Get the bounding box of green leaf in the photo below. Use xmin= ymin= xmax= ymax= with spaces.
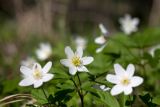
xmin=96 ymin=90 xmax=120 ymax=107
xmin=31 ymin=89 xmax=48 ymax=104
xmin=153 ymin=96 xmax=160 ymax=105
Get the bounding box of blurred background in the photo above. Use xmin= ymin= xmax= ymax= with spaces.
xmin=0 ymin=0 xmax=160 ymax=106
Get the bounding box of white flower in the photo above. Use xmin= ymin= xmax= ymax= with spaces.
xmin=119 ymin=14 xmax=139 ymax=35
xmin=60 ymin=46 xmax=94 ymax=75
xmin=19 ymin=61 xmax=54 ymax=88
xmin=100 ymin=85 xmax=110 ymax=91
xmin=95 ymin=24 xmax=108 ymax=53
xmin=21 ymin=57 xmax=36 ymax=68
xmin=75 ymin=36 xmax=87 ymax=50
xmin=106 ymin=64 xmax=143 ymax=96
xmin=36 ymin=43 xmax=52 ymax=60
xmin=149 ymin=44 xmax=160 ymax=57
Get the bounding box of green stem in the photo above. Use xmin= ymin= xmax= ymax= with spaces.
xmin=119 ymin=94 xmax=127 ymax=107
xmin=71 ymin=77 xmax=84 ymax=107
xmin=76 ymin=73 xmax=83 ymax=93
xmin=41 ymin=86 xmax=49 ymax=103
xmin=129 ymin=95 xmax=132 ymax=107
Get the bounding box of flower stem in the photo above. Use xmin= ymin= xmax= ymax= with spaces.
xmin=71 ymin=77 xmax=84 ymax=107
xmin=41 ymin=86 xmax=49 ymax=103
xmin=76 ymin=73 xmax=83 ymax=93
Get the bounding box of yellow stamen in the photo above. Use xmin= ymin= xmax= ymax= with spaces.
xmin=33 ymin=67 xmax=42 ymax=80
xmin=121 ymin=78 xmax=130 ymax=86
xmin=72 ymin=56 xmax=81 ymax=66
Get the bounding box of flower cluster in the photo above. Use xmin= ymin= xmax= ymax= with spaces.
xmin=18 ymin=13 xmax=144 ymax=107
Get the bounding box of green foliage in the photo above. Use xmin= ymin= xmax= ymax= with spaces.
xmin=1 ymin=27 xmax=160 ymax=107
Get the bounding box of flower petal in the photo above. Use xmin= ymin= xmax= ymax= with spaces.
xmin=34 ymin=80 xmax=43 ymax=88
xmin=82 ymin=57 xmax=94 ymax=65
xmin=114 ymin=64 xmax=125 ymax=76
xmin=130 ymin=76 xmax=143 ymax=87
xmin=77 ymin=66 xmax=88 ymax=72
xmin=100 ymin=85 xmax=105 ymax=90
xmin=111 ymin=84 xmax=124 ymax=96
xmin=76 ymin=47 xmax=83 ymax=57
xmin=20 ymin=66 xmax=32 ymax=76
xmin=32 ymin=63 xmax=42 ymax=71
xmin=60 ymin=59 xmax=71 ymax=67
xmin=65 ymin=46 xmax=74 ymax=58
xmin=99 ymin=24 xmax=108 ymax=35
xmin=124 ymin=87 xmax=133 ymax=95
xmin=69 ymin=67 xmax=77 ymax=75
xmin=42 ymin=61 xmax=52 ymax=73
xmin=106 ymin=74 xmax=119 ymax=84
xmin=126 ymin=64 xmax=135 ymax=77
xmin=95 ymin=36 xmax=106 ymax=45
xmin=42 ymin=74 xmax=54 ymax=82
xmin=19 ymin=77 xmax=34 ymax=86
xmin=96 ymin=44 xmax=107 ymax=53
xmin=133 ymin=18 xmax=139 ymax=26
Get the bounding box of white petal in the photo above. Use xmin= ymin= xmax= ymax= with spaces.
xmin=130 ymin=76 xmax=143 ymax=87
xmin=42 ymin=74 xmax=54 ymax=82
xmin=32 ymin=63 xmax=42 ymax=71
xmin=76 ymin=47 xmax=83 ymax=57
xmin=95 ymin=36 xmax=106 ymax=45
xmin=96 ymin=44 xmax=107 ymax=53
xmin=103 ymin=87 xmax=111 ymax=91
xmin=65 ymin=46 xmax=74 ymax=58
xmin=124 ymin=87 xmax=133 ymax=95
xmin=33 ymin=80 xmax=43 ymax=88
xmin=114 ymin=64 xmax=125 ymax=76
xmin=100 ymin=85 xmax=105 ymax=90
xmin=77 ymin=66 xmax=88 ymax=72
xmin=99 ymin=24 xmax=108 ymax=34
xmin=133 ymin=18 xmax=139 ymax=26
xmin=69 ymin=67 xmax=77 ymax=75
xmin=111 ymin=85 xmax=124 ymax=96
xmin=60 ymin=59 xmax=71 ymax=67
xmin=42 ymin=61 xmax=52 ymax=73
xmin=19 ymin=77 xmax=34 ymax=86
xmin=126 ymin=64 xmax=135 ymax=77
xmin=106 ymin=74 xmax=119 ymax=84
xmin=20 ymin=66 xmax=32 ymax=76
xmin=82 ymin=57 xmax=94 ymax=65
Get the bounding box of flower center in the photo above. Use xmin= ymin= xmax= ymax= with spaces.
xmin=121 ymin=78 xmax=130 ymax=86
xmin=33 ymin=69 xmax=42 ymax=80
xmin=72 ymin=56 xmax=81 ymax=66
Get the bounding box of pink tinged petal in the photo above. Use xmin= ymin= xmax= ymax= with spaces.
xmin=34 ymin=80 xmax=43 ymax=88
xmin=124 ymin=87 xmax=133 ymax=95
xmin=42 ymin=61 xmax=52 ymax=73
xmin=111 ymin=85 xmax=124 ymax=96
xmin=114 ymin=64 xmax=125 ymax=76
xmin=96 ymin=44 xmax=107 ymax=53
xmin=106 ymin=74 xmax=119 ymax=84
xmin=69 ymin=67 xmax=77 ymax=75
xmin=19 ymin=77 xmax=34 ymax=86
xmin=42 ymin=74 xmax=54 ymax=82
xmin=76 ymin=47 xmax=83 ymax=57
xmin=77 ymin=66 xmax=88 ymax=72
xmin=20 ymin=66 xmax=32 ymax=76
xmin=82 ymin=57 xmax=94 ymax=65
xmin=126 ymin=64 xmax=135 ymax=77
xmin=60 ymin=59 xmax=71 ymax=67
xmin=130 ymin=76 xmax=143 ymax=87
xmin=65 ymin=46 xmax=74 ymax=58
